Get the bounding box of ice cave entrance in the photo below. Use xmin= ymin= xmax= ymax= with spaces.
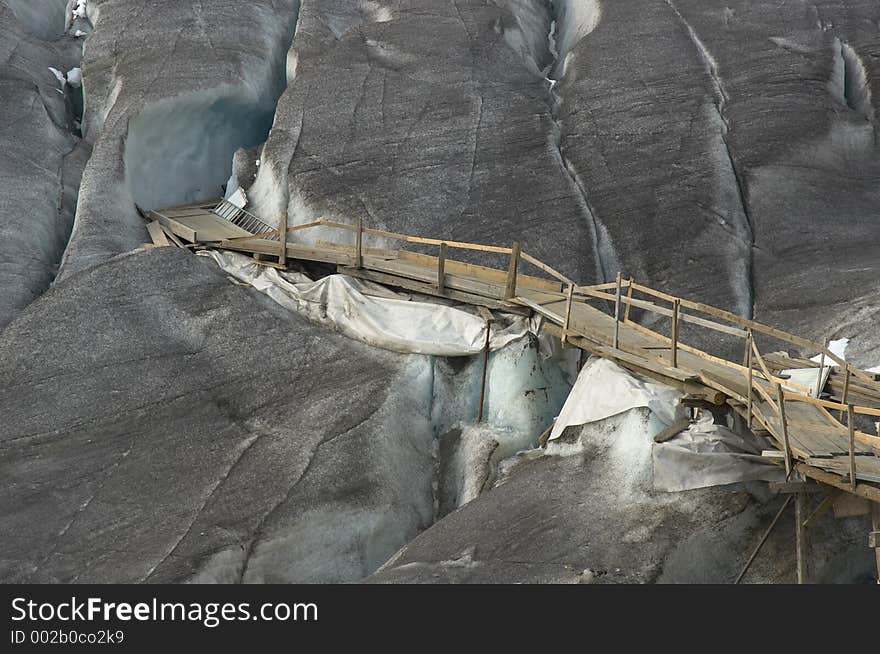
xmin=125 ymin=93 xmax=276 ymax=212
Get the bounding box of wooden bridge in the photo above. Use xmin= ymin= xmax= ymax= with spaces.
xmin=142 ymin=198 xmax=880 ymax=583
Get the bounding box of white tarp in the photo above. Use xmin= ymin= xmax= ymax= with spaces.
xmin=548 ymin=357 xmax=681 ymax=441
xmin=652 ymin=413 xmax=784 ymax=492
xmin=548 ymin=358 xmax=783 ymax=491
xmin=198 ymin=249 xmax=531 ymax=356
xmin=780 ymin=367 xmax=832 ymax=398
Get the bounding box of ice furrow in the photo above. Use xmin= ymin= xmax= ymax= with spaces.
xmin=663 ymin=0 xmax=755 ymax=318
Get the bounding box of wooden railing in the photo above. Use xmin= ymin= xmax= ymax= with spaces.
xmin=566 ymin=275 xmax=880 ymax=490
xmin=212 ymin=208 xmax=880 ymax=488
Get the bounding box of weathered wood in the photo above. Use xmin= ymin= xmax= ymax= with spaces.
xmin=278 ymin=207 xmax=288 ymax=267
xmin=769 ymin=481 xmax=824 ymax=494
xmin=625 ymin=320 xmax=753 ymax=379
xmin=746 ymin=330 xmax=754 ymax=429
xmin=504 ymin=242 xmax=521 ymax=299
xmin=671 ymin=298 xmax=680 ymax=368
xmin=355 ymin=216 xmax=363 ymax=269
xmin=802 ymin=491 xmax=839 ymax=529
xmin=795 ymin=490 xmax=809 ymax=584
xmin=151 ymin=212 xmax=197 ymax=242
xmin=848 ymin=404 xmax=857 ymax=492
xmin=735 ymin=495 xmax=792 ymax=584
xmin=520 ymin=251 xmax=573 ymax=286
xmin=157 ymin=223 xmax=185 ymax=248
xmin=782 ymin=392 xmax=880 ymax=419
xmin=613 ymin=272 xmax=622 ymax=349
xmin=223 ymin=220 xmax=324 ymax=242
xmin=398 ymin=250 xmax=560 ymax=293
xmin=314 ymin=240 xmax=398 ymax=261
xmin=437 ymin=242 xmax=447 ymax=294
xmin=698 ymin=369 xmax=750 ymax=404
xmin=795 ymin=463 xmax=880 ymax=503
xmin=221 ymin=238 xmax=354 ymax=266
xmin=653 ymin=418 xmax=692 ymax=443
xmin=630 ymin=283 xmax=876 ymax=385
xmin=584 ymin=290 xmax=749 ymax=338
xmin=146 ymin=221 xmax=170 ymax=247
xmin=623 ymin=277 xmax=634 ymax=323
xmin=477 ymin=321 xmax=491 ymax=423
xmin=752 ymin=340 xmax=804 ymax=390
xmin=562 ymin=283 xmax=574 ymax=345
xmin=776 ymin=384 xmax=793 ymax=478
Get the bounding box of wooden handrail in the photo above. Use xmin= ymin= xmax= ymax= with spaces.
xmin=630 ymin=282 xmax=874 ymax=385
xmin=208 ymin=204 xmax=880 ymax=428
xmin=521 ymin=251 xmax=573 ymax=286
xmin=780 ymin=391 xmax=880 ymax=418
xmin=223 ymin=220 xmax=325 ymax=242
xmin=751 ymin=339 xmax=813 ymax=394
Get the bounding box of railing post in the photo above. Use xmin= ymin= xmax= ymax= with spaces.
xmin=562 ymin=283 xmax=574 ymax=345
xmin=278 ymin=206 xmax=288 ymax=267
xmin=775 ymin=383 xmax=792 ymax=479
xmin=840 ymin=366 xmax=851 ymax=422
xmin=355 ymin=216 xmax=363 ymax=269
xmin=504 ymin=241 xmax=521 ymax=299
xmin=746 ymin=329 xmax=754 ymax=429
xmin=848 ymin=404 xmax=857 ymax=492
xmin=671 ymin=298 xmax=680 ymax=368
xmin=613 ymin=272 xmax=622 ymax=349
xmin=815 ymin=342 xmax=826 ymax=398
xmin=478 ymin=321 xmax=491 ymax=423
xmin=437 ymin=242 xmax=447 ymax=294
xmin=623 ymin=277 xmax=634 ymax=323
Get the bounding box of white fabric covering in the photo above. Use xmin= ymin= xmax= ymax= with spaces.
xmin=549 ymin=357 xmax=681 ymax=441
xmin=198 ymin=249 xmax=530 ymax=356
xmin=548 ymin=358 xmax=783 ymax=491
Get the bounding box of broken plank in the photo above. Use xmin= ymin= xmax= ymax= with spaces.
xmin=150 ymin=212 xmax=196 ymax=242
xmin=158 ymin=223 xmax=185 ymax=248
xmin=146 ymin=221 xmax=170 ymax=247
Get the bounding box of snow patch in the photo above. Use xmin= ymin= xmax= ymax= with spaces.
xmin=810 ymin=337 xmax=848 ymax=364
xmin=48 ymin=67 xmax=66 ymax=86
xmin=66 ymin=67 xmax=82 ymax=87
xmin=359 ymin=1 xmax=393 ymax=23
xmin=549 ymin=357 xmax=681 ymax=441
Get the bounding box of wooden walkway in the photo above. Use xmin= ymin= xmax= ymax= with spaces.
xmin=143 ymin=198 xmax=880 ymax=582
